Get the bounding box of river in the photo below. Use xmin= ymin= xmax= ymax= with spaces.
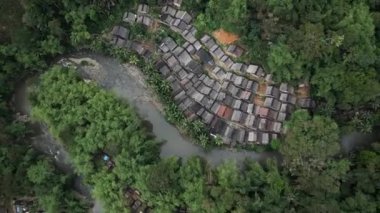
xmin=12 ymin=53 xmax=379 ymax=213
xmin=12 ymin=53 xmax=276 ymax=213
xmin=69 ymin=53 xmax=278 ymax=165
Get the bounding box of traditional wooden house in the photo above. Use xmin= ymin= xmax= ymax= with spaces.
xmin=137 ymin=4 xmax=149 ymax=14
xmin=247 ymin=64 xmax=259 ymax=75
xmin=265 ymin=86 xmax=280 ymax=99
xmin=226 ymin=44 xmax=244 ymax=57
xmin=162 ymin=5 xmax=177 ymax=16
xmin=175 ymin=10 xmax=192 ymax=24
xmin=123 ymin=12 xmax=137 ymax=23
xmin=196 ymin=48 xmax=214 ymax=66
xmin=161 ymin=14 xmax=174 ymax=25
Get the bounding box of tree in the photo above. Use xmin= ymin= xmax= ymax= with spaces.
xmin=27 ymin=160 xmax=55 ymax=185
xmin=280 ymin=110 xmax=350 ymax=210
xmin=267 ymin=42 xmax=304 ymax=82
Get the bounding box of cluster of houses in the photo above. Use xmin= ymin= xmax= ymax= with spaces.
xmin=109 ymin=3 xmax=314 ymax=145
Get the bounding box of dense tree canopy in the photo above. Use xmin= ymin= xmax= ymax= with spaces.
xmin=1 ymin=0 xmax=379 ymax=212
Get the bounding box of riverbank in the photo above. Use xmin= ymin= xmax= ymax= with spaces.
xmin=68 ymin=52 xmax=279 ymax=165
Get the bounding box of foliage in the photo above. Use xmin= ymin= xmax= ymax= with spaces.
xmin=32 ymin=66 xmax=160 ymax=211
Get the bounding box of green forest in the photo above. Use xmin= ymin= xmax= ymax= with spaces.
xmin=0 ymin=0 xmax=379 ymax=212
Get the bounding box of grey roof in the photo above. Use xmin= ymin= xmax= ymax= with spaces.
xmin=223 ymin=95 xmax=234 ymax=106
xmin=261 ymin=133 xmax=269 ymax=144
xmin=177 ymin=69 xmax=188 ymax=80
xmin=210 ymin=117 xmax=226 ymax=134
xmin=137 ymin=4 xmax=149 ymax=14
xmin=247 ymin=103 xmax=254 ymax=114
xmin=236 ymin=129 xmax=246 ymax=143
xmin=265 ymin=86 xmax=280 ymax=98
xmin=227 ymin=84 xmax=239 ymax=96
xmin=239 ymin=90 xmax=251 ymax=100
xmin=216 ymin=92 xmax=226 ymax=101
xmin=184 ymin=43 xmax=196 ymax=54
xmin=297 ymin=98 xmax=315 ymax=108
xmin=182 ymin=30 xmax=196 ymax=43
xmin=162 ymin=5 xmax=177 ymax=16
xmin=196 ymin=48 xmax=214 ymax=66
xmin=123 ymin=12 xmax=137 ymax=23
xmin=193 ymin=41 xmax=202 ymax=51
xmin=130 ymin=41 xmax=145 ymax=55
xmin=264 ymin=97 xmax=281 ymax=110
xmin=248 ymin=131 xmax=257 ymax=143
xmin=173 ymin=46 xmax=184 ymax=56
xmin=211 ymin=102 xmax=220 ymax=114
xmin=173 ymin=0 xmax=183 ymax=7
xmin=166 ymin=55 xmax=179 ymax=67
xmin=213 ymin=82 xmax=221 ymax=91
xmin=231 ymin=63 xmax=243 ymax=72
xmin=223 ymin=126 xmax=234 ymax=139
xmin=171 ymin=81 xmax=182 ymax=93
xmin=226 ymin=45 xmax=244 ymax=57
xmin=279 ymin=83 xmax=294 ymax=93
xmin=196 ymin=107 xmax=205 ymax=116
xmin=277 ymin=112 xmax=287 ymax=121
xmin=272 ymin=122 xmax=282 ymax=133
xmin=200 ymin=96 xmax=214 ymax=108
xmin=201 ymin=35 xmax=216 ymax=49
xmin=159 ymin=64 xmax=171 ymax=77
xmin=172 ymin=64 xmax=182 ymax=73
xmin=174 ymin=90 xmax=186 ymax=102
xmin=142 ymin=16 xmax=153 ymax=26
xmin=210 ymin=90 xmax=218 ymax=100
xmin=161 ymin=14 xmax=174 ymax=25
xmin=112 ymin=26 xmax=129 ymax=40
xmin=186 ymin=60 xmax=203 ymax=75
xmin=112 ymin=37 xmax=126 ymax=47
xmin=256 ymin=67 xmax=265 ymax=77
xmin=220 ymin=55 xmax=234 ymax=69
xmin=247 ymin=64 xmax=258 ymax=75
xmin=175 ymin=10 xmax=192 ymax=24
xmin=279 ymin=93 xmax=288 ymax=102
xmin=231 ymin=110 xmax=242 ymax=122
xmin=251 ymin=82 xmax=259 ymax=93
xmin=202 ymin=110 xmax=214 ymax=124
xmin=199 ymin=84 xmax=212 ymax=95
xmin=258 ymin=118 xmax=267 ymax=130
xmin=159 ymin=43 xmax=170 ymax=53
xmin=172 ymin=19 xmax=189 ymax=31
xmin=163 ymin=37 xmax=177 ymax=51
xmin=289 ymin=95 xmax=297 ymax=105
xmin=200 ymin=35 xmax=211 ymax=44
xmin=265 ymin=74 xmax=272 ymax=82
xmin=190 ymin=102 xmax=202 ymax=113
xmin=245 ymin=114 xmax=255 ymax=127
xmin=234 ymin=76 xmax=243 ymax=86
xmin=191 ymin=91 xmax=204 ymax=102
xmin=233 ymin=99 xmax=242 ymax=109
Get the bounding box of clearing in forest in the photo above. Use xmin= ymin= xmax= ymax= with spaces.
xmin=212 ymin=29 xmax=239 ymax=45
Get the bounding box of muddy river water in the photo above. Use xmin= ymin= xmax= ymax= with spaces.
xmin=12 ymin=53 xmax=379 ymax=213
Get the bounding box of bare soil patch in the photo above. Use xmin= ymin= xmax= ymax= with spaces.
xmin=212 ymin=29 xmax=239 ymax=45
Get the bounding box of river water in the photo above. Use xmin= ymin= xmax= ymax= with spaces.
xmin=70 ymin=53 xmax=278 ymax=165
xmin=12 ymin=52 xmax=379 ymax=212
xmin=12 ymin=53 xmax=275 ymax=213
